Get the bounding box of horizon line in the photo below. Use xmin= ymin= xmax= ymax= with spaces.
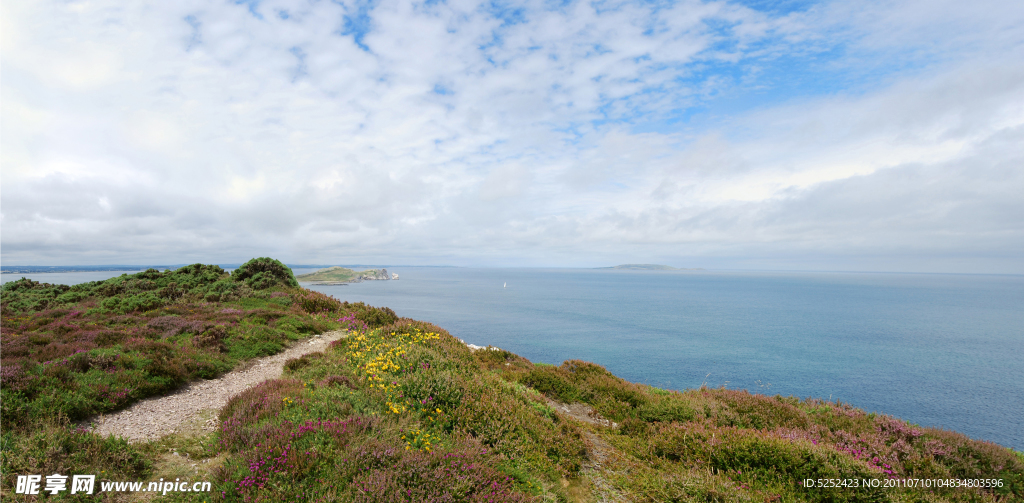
xmin=2 ymin=264 xmax=1021 ymax=277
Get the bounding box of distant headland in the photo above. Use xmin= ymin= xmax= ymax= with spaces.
xmin=596 ymin=264 xmax=705 ymax=271
xmin=295 ymin=266 xmax=398 ymax=285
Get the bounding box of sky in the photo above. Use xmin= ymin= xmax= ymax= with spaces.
xmin=2 ymin=0 xmax=1022 ymax=273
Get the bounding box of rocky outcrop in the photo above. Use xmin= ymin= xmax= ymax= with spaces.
xmin=353 ymin=268 xmax=391 ymax=282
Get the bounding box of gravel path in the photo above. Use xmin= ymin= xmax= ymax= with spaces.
xmin=80 ymin=330 xmax=349 ymax=443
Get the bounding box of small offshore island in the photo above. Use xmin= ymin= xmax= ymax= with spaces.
xmin=295 ymin=265 xmax=397 ymax=285
xmin=1 ymin=258 xmax=1020 ymax=502
xmin=597 ymin=263 xmax=706 ymax=271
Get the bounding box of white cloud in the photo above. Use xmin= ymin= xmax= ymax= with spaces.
xmin=1 ymin=0 xmax=1022 ymax=272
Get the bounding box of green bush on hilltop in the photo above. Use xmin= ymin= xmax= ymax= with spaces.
xmin=231 ymin=257 xmax=299 ymax=289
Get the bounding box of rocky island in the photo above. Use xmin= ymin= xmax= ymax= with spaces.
xmin=295 ymin=266 xmax=397 ymax=285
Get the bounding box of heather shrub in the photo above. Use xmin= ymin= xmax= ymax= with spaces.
xmin=215 ymin=416 xmax=379 ymax=499
xmin=342 ymin=440 xmax=531 ymax=503
xmin=650 ymin=422 xmax=879 ymax=481
xmin=706 ymin=388 xmax=810 ymax=430
xmin=611 ymin=461 xmax=799 ymax=503
xmin=35 ymin=340 xmax=97 ymax=363
xmin=216 ymin=428 xmax=531 ymax=503
xmin=399 ymin=369 xmax=465 ymax=416
xmin=619 ymin=417 xmax=653 ymax=437
xmin=513 ymin=359 xmax=664 ymax=422
xmin=803 ymin=398 xmax=877 ymax=435
xmin=475 ymin=346 xmax=531 ymax=371
xmin=908 ymin=428 xmax=1024 ymax=496
xmin=454 ymin=374 xmax=588 ymax=478
xmin=399 ymin=342 xmax=472 ymax=377
xmin=0 ymin=363 xmax=39 ymax=396
xmin=123 ymin=338 xmax=188 ymax=392
xmin=193 ymin=324 xmax=228 ymax=351
xmin=296 ymin=289 xmax=343 ymax=314
xmin=147 ymin=315 xmax=208 ymax=338
xmin=218 ymin=379 xmax=307 ymax=451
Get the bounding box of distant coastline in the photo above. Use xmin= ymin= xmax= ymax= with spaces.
xmin=1 ymin=264 xmax=449 ymax=275
xmin=1 ymin=266 xmax=155 ymax=274
xmin=595 ymin=263 xmax=705 ymax=271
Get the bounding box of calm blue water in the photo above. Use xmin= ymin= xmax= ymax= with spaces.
xmin=304 ymin=268 xmax=1024 ymax=451
xmin=6 ymin=268 xmax=1022 ymax=450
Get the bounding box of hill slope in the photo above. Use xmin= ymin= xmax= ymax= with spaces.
xmin=1 ymin=260 xmax=1020 ymax=502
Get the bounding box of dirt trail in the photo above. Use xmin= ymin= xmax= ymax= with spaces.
xmin=581 ymin=431 xmax=628 ymax=503
xmin=80 ymin=330 xmax=349 ymax=443
xmin=544 ymin=398 xmax=628 ymax=503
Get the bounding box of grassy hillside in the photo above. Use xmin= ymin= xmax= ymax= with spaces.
xmin=2 ymin=260 xmax=1021 ymax=502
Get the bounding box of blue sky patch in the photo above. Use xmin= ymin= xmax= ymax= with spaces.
xmin=341 ymin=0 xmax=376 ymax=51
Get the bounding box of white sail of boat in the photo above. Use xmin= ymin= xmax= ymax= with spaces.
xmin=503 ymin=282 xmax=506 ymax=288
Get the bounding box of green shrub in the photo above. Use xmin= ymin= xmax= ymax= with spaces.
xmin=400 ymin=370 xmax=465 ymax=414
xmin=638 ymin=398 xmax=699 ymax=423
xmin=619 ymin=417 xmax=653 ymax=437
xmin=475 ymin=346 xmax=531 ymax=371
xmin=227 ymin=325 xmax=285 ymax=359
xmin=233 ymin=257 xmax=299 ymax=289
xmin=0 ymin=415 xmax=151 ymax=484
xmin=454 ymin=375 xmax=588 ymax=478
xmin=284 ymin=352 xmax=325 ymax=373
xmin=55 ymin=290 xmax=89 ymax=304
xmin=120 ymin=292 xmax=163 ymax=313
xmin=345 ymin=301 xmax=398 ymax=327
xmin=519 ymin=366 xmax=581 ymax=403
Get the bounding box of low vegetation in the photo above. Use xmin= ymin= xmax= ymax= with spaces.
xmin=2 ymin=259 xmax=1021 ymax=502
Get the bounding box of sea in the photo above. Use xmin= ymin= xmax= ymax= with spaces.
xmin=5 ymin=267 xmax=1022 ymax=450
